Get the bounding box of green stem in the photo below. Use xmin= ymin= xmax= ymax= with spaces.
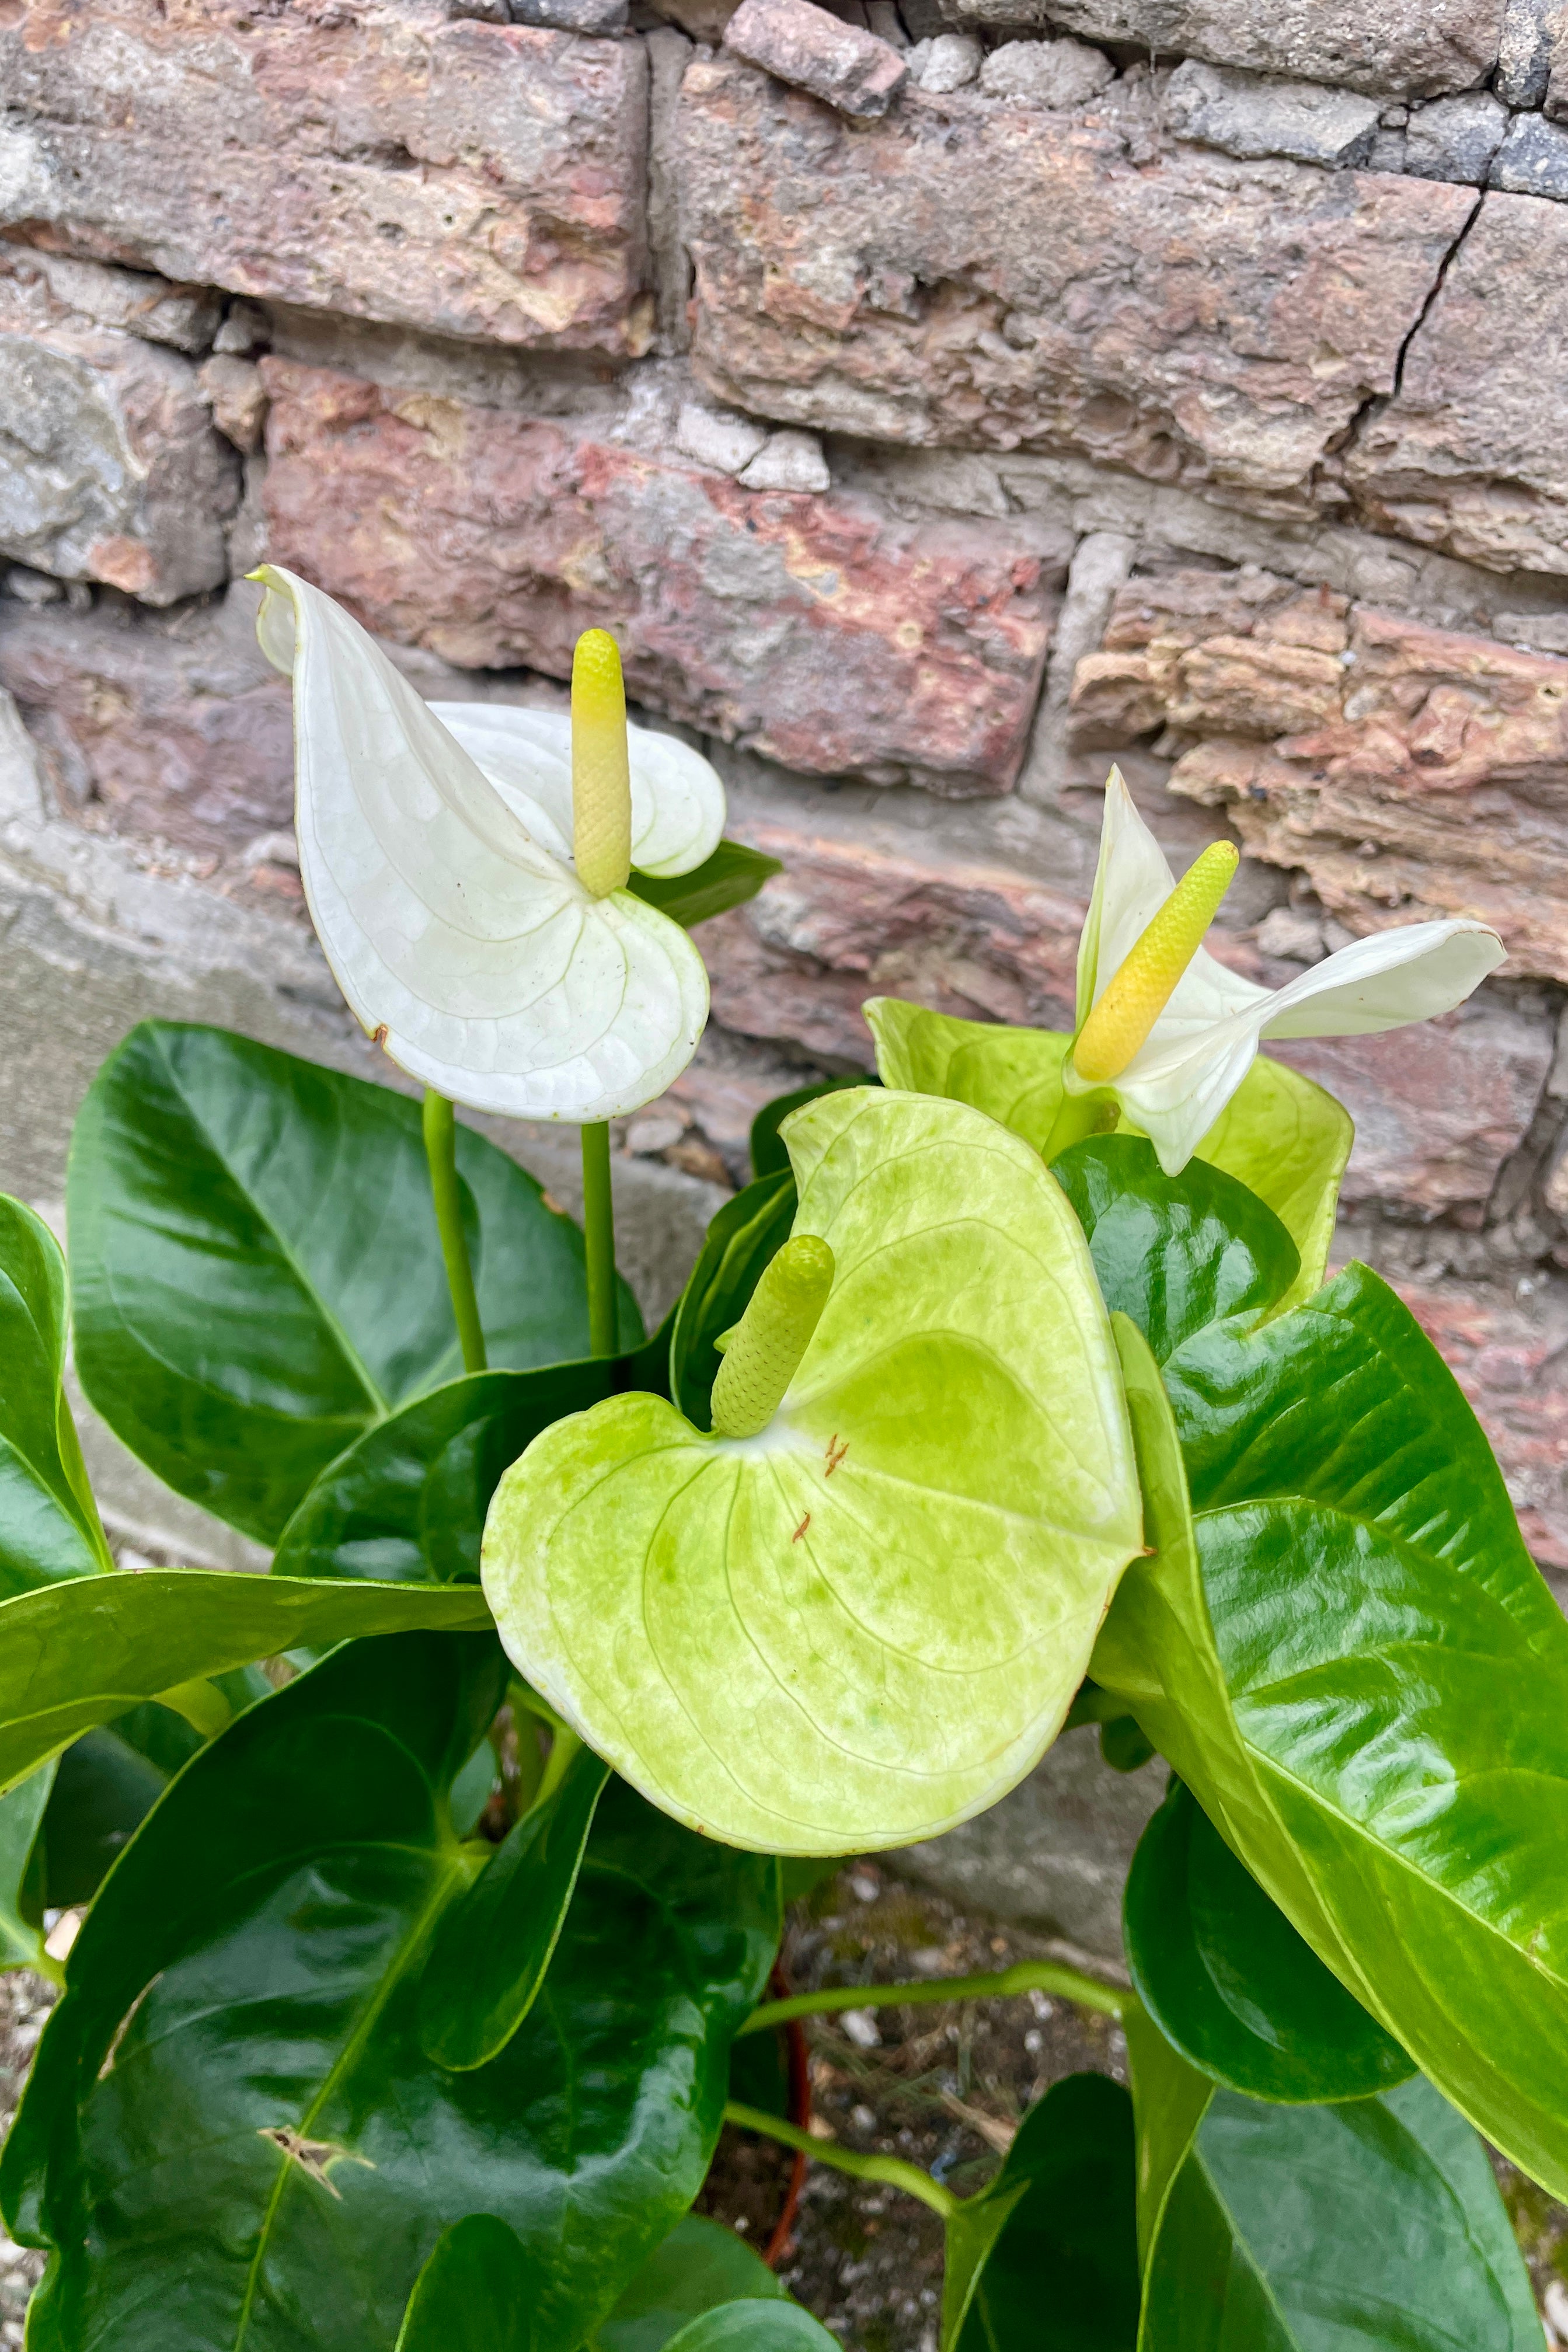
xmin=723 ymin=2102 xmax=957 ymax=2222
xmin=581 ymin=1120 xmax=618 ymax=1357
xmin=423 ymin=1090 xmax=487 ymax=1375
xmin=1040 ymin=1085 xmax=1120 ymax=1166
xmin=737 ymin=1959 xmax=1124 ymax=2039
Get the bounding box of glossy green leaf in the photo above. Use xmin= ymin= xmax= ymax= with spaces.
xmin=943 ymin=2073 xmax=1139 ymax=2352
xmin=663 ymin=2305 xmax=838 ymax=2352
xmin=419 ymin=1736 xmax=611 ymax=2069
xmin=629 ymin=840 xmax=783 ymax=930
xmin=750 ymin=1078 xmax=874 ymax=1183
xmin=485 ymin=1089 xmax=1143 ymax=1853
xmin=668 ymin=1170 xmax=797 ymax=1428
xmin=595 ymin=2215 xmax=786 ymax=2352
xmin=68 ymin=1022 xmax=639 ymax=1543
xmin=1095 ymin=1301 xmax=1568 ymax=2202
xmin=4 ymin=1633 xmax=779 ymax=2352
xmin=865 ymin=999 xmax=1350 ymax=1305
xmin=1139 ymin=2071 xmax=1544 ymax=2350
xmin=1125 ymin=1780 xmax=1414 ymax=2104
xmin=1053 ymin=1138 xmax=1297 ymax=1364
xmin=0 ymin=1567 xmax=493 ymax=1796
xmin=1124 ymin=2002 xmax=1214 ymax=2276
xmin=395 ymin=2215 xmax=535 ymax=2352
xmin=0 ymin=1194 xmax=110 ymax=1594
xmin=0 ymin=1765 xmax=54 ymax=1972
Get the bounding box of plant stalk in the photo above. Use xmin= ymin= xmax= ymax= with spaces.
xmin=1039 ymin=1086 xmax=1120 ymax=1166
xmin=422 ymin=1089 xmax=487 ymax=1375
xmin=581 ymin=1120 xmax=618 ymax=1357
xmin=737 ymin=1957 xmax=1124 ymax=2038
xmin=723 ymin=2102 xmax=957 ymax=2222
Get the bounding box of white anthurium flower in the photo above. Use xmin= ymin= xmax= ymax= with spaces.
xmin=1061 ymin=767 xmax=1507 ymax=1176
xmin=252 ymin=566 xmax=722 ymax=1123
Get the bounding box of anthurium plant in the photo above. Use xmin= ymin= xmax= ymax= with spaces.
xmin=0 ymin=593 xmax=1557 ymax=2348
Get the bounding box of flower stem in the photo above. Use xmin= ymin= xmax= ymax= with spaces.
xmin=422 ymin=1089 xmax=487 ymax=1375
xmin=581 ymin=1120 xmax=618 ymax=1357
xmin=1040 ymin=1086 xmax=1119 ymax=1166
xmin=723 ymin=2102 xmax=957 ymax=2222
xmin=736 ymin=1959 xmax=1124 ymax=2037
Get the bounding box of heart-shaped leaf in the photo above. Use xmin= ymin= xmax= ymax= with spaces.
xmin=395 ymin=2215 xmax=535 ymax=2351
xmin=0 ymin=1567 xmax=494 ymax=1795
xmin=419 ymin=1735 xmax=611 ymax=2069
xmin=750 ymin=1079 xmax=873 ymax=1184
xmin=595 ymin=2215 xmax=787 ymax=2352
xmin=1052 ymin=1138 xmax=1298 ymax=1364
xmin=68 ymin=1023 xmax=640 ymax=1543
xmin=1097 ymin=1303 xmax=1568 ymax=2203
xmin=629 ymin=841 xmax=783 ymax=931
xmin=663 ymin=2306 xmax=838 ymax=2352
xmin=0 ymin=1196 xmax=110 ymax=1594
xmin=4 ymin=1633 xmax=779 ymax=2352
xmin=865 ymin=1000 xmax=1349 ymax=1309
xmin=943 ymin=2072 xmax=1140 ymax=2351
xmin=1124 ymin=1780 xmax=1414 ymax=2104
xmin=667 ymin=1170 xmax=797 ymax=1429
xmin=484 ymin=1089 xmax=1144 ymax=1853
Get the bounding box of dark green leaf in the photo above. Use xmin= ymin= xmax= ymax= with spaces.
xmin=1125 ymin=1780 xmax=1414 ymax=2104
xmin=943 ymin=2074 xmax=1139 ymax=2351
xmin=629 ymin=841 xmax=783 ymax=930
xmin=594 ymin=2215 xmax=786 ymax=2352
xmin=750 ymin=1078 xmax=873 ymax=1183
xmin=0 ymin=1766 xmax=54 ymax=1973
xmin=39 ymin=1730 xmax=167 ymax=1910
xmin=1095 ymin=1301 xmax=1568 ymax=2203
xmin=1051 ymin=1137 xmax=1298 ymax=1363
xmin=419 ymin=1737 xmax=611 ymax=2069
xmin=0 ymin=1195 xmax=110 ymax=1594
xmin=1140 ymin=2069 xmax=1544 ymax=2350
xmin=667 ymin=1170 xmax=797 ymax=1427
xmin=68 ymin=1023 xmax=639 ymax=1543
xmin=5 ymin=1635 xmax=779 ymax=2352
xmin=0 ymin=1567 xmax=493 ymax=1795
xmin=663 ymin=2305 xmax=837 ymax=2352
xmin=395 ymin=2215 xmax=535 ymax=2352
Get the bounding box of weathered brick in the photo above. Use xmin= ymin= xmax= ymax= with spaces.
xmin=0 ymin=0 xmax=651 ymax=354
xmin=1071 ymin=567 xmax=1568 ymax=984
xmin=680 ymin=59 xmax=1475 ymax=513
xmin=703 ymin=790 xmax=1549 ymax=1219
xmin=259 ymin=360 xmax=1061 ymax=795
xmin=940 ymin=0 xmax=1502 ymax=101
xmin=0 ymin=243 xmax=237 ymax=602
xmin=724 ymin=0 xmax=908 ymax=117
xmin=1344 ymin=192 xmax=1568 ymax=576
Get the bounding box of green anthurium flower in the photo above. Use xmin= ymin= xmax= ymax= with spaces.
xmin=482 ymin=1088 xmax=1144 ymax=1854
xmin=251 ymin=566 xmax=722 ymax=1123
xmin=1044 ymin=766 xmax=1503 ymax=1177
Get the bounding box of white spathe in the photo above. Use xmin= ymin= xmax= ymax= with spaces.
xmin=253 ymin=567 xmax=719 ymax=1124
xmin=1064 ymin=769 xmax=1507 ymax=1174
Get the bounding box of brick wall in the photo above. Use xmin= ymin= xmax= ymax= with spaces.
xmin=5 ymin=0 xmax=1568 ymax=1575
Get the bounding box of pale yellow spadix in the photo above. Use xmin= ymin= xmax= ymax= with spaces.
xmin=572 ymin=629 xmax=633 ymax=899
xmin=1073 ymin=841 xmax=1239 ymax=1083
xmin=710 ymin=1235 xmax=835 ymax=1438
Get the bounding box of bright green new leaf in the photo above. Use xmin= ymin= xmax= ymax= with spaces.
xmin=419 ymin=1736 xmax=611 ymax=2069
xmin=667 ymin=1170 xmax=798 ymax=1428
xmin=1124 ymin=1780 xmax=1414 ymax=2105
xmin=395 ymin=2215 xmax=536 ymax=2352
xmin=1096 ymin=1301 xmax=1568 ymax=2204
xmin=866 ymin=999 xmax=1350 ymax=1309
xmin=4 ymin=1635 xmax=779 ymax=2352
xmin=595 ymin=2215 xmax=787 ymax=2352
xmin=483 ymin=1089 xmax=1143 ymax=1853
xmin=750 ymin=1078 xmax=873 ymax=1183
xmin=68 ymin=1022 xmax=640 ymax=1544
xmin=0 ymin=1567 xmax=493 ymax=1796
xmin=0 ymin=1195 xmax=111 ymax=1594
xmin=943 ymin=2072 xmax=1140 ymax=2352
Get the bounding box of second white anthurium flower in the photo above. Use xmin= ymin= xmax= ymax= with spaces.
xmin=1062 ymin=768 xmax=1507 ymax=1175
xmin=251 ymin=566 xmax=722 ymax=1122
